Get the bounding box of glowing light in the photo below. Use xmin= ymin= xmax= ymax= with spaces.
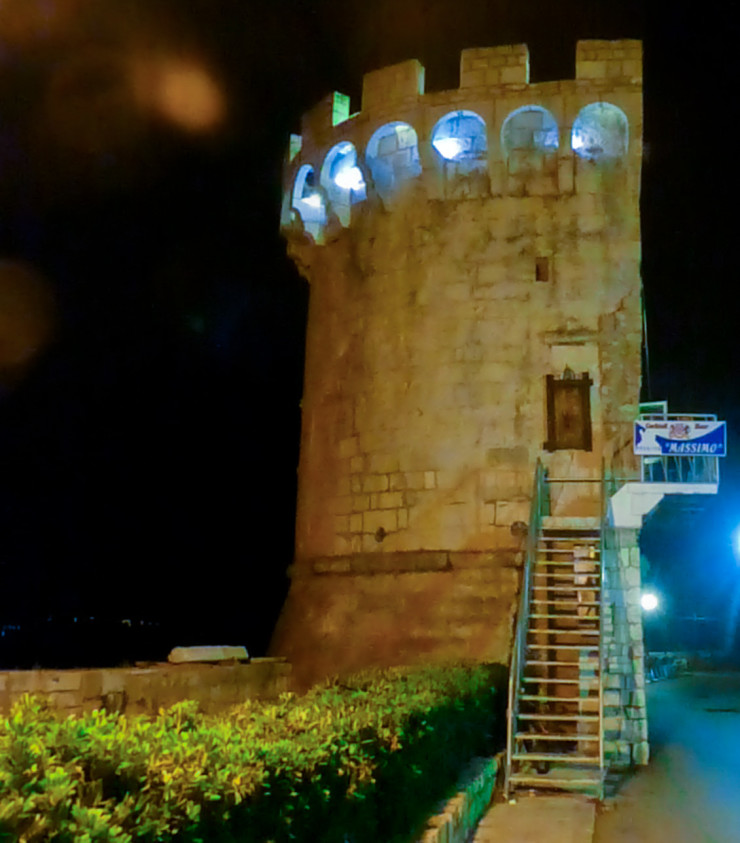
xmin=132 ymin=54 xmax=225 ymax=132
xmin=334 ymin=166 xmax=365 ymax=191
xmin=641 ymin=592 xmax=659 ymax=612
xmin=303 ymin=193 xmax=323 ymax=208
xmin=433 ymin=137 xmax=465 ymax=160
xmin=0 ymin=261 xmax=55 ymax=391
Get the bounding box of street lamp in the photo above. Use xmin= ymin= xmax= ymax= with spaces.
xmin=641 ymin=591 xmax=659 ymax=612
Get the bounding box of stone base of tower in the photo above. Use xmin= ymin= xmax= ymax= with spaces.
xmin=269 ymin=549 xmax=522 ymax=693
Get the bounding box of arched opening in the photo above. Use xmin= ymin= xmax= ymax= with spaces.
xmin=320 ymin=141 xmax=366 ymax=227
xmin=365 ymin=121 xmax=421 ymax=203
xmin=291 ymin=164 xmax=326 ymax=241
xmin=571 ymin=102 xmax=628 ymax=160
xmin=431 ymin=110 xmax=487 ymax=168
xmin=501 ymin=105 xmax=559 ymax=158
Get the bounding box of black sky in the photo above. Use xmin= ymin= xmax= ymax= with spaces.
xmin=0 ymin=1 xmax=737 ymax=663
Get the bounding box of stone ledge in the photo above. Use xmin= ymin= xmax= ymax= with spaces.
xmin=291 ymin=550 xmax=521 ymax=578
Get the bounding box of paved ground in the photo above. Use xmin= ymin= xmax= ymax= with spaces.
xmin=472 ymin=794 xmax=595 ymax=843
xmin=594 ymin=672 xmax=740 ymax=843
xmin=471 ymin=672 xmax=740 ymax=843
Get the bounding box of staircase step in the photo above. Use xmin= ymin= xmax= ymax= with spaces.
xmin=529 ymin=614 xmax=600 ymax=621
xmin=515 ymin=732 xmax=599 ymax=742
xmin=536 ymin=546 xmax=599 ymax=554
xmin=527 ymin=644 xmax=599 ymax=651
xmin=525 ymin=659 xmax=599 ymax=668
xmin=509 ymin=773 xmax=601 ymax=791
xmin=517 ymin=713 xmax=600 ymax=722
xmin=532 ymin=584 xmax=602 ymax=591
xmin=522 ymin=677 xmax=598 ymax=684
xmin=534 ymin=573 xmax=601 ymax=581
xmin=520 ymin=694 xmax=597 ymax=703
xmin=541 ymin=514 xmax=600 ymax=526
xmin=512 ymin=753 xmax=600 ymax=764
xmin=528 ymin=630 xmax=600 ymax=637
xmin=531 ymin=599 xmax=600 ymax=606
xmin=533 ymin=560 xmax=593 ymax=567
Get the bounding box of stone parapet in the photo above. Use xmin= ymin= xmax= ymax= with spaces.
xmin=0 ymin=658 xmax=291 ymax=718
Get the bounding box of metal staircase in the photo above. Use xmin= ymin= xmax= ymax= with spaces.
xmin=505 ymin=463 xmax=605 ymax=799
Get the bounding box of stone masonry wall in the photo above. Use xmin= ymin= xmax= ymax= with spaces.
xmin=602 ymin=527 xmax=649 ymax=766
xmin=0 ymin=658 xmax=291 ymax=717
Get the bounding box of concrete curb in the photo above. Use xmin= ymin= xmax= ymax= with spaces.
xmin=416 ymin=753 xmax=502 ymax=843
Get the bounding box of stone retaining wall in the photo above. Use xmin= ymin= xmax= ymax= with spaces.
xmin=0 ymin=657 xmax=291 ymax=717
xmin=601 ymin=526 xmax=649 ymax=766
xmin=417 ymin=754 xmax=501 ymax=843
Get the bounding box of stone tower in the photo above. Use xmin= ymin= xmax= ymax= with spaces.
xmin=273 ymin=40 xmax=643 ymax=693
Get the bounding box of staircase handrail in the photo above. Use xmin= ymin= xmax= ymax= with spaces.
xmin=598 ymin=461 xmax=619 ymax=800
xmin=505 ymin=458 xmax=546 ymax=798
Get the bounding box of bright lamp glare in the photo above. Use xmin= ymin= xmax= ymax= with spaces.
xmin=334 ymin=166 xmax=365 ymax=191
xmin=433 ymin=137 xmax=464 ymax=159
xmin=303 ymin=193 xmax=323 ymax=208
xmin=641 ymin=592 xmax=659 ymax=612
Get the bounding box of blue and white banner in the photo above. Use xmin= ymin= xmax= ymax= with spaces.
xmin=634 ymin=420 xmax=727 ymax=457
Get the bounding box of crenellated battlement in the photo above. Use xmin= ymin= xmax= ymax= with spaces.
xmin=281 ymin=40 xmax=642 ymax=243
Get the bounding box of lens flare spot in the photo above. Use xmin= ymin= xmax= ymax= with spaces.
xmin=134 ymin=56 xmax=226 ymax=133
xmin=0 ymin=262 xmax=56 ymax=389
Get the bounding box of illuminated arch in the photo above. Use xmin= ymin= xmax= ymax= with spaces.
xmin=431 ymin=110 xmax=487 ymax=165
xmin=365 ymin=121 xmax=421 ymax=202
xmin=501 ymin=105 xmax=559 ymax=157
xmin=571 ymin=102 xmax=628 ymax=160
xmin=320 ymin=141 xmax=366 ymax=227
xmin=291 ymin=164 xmax=326 ymax=241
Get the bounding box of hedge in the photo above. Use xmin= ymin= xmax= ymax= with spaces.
xmin=0 ymin=661 xmax=507 ymax=843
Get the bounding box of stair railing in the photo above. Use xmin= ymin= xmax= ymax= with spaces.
xmin=505 ymin=458 xmax=546 ymax=799
xmin=598 ymin=461 xmax=618 ymax=800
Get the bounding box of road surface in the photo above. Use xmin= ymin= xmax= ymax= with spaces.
xmin=594 ymin=672 xmax=740 ymax=843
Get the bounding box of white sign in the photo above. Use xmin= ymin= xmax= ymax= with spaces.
xmin=634 ymin=420 xmax=726 ymax=457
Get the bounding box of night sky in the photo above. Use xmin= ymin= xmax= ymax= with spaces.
xmin=0 ymin=1 xmax=737 ymax=665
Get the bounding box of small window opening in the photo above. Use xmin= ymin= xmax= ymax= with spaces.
xmin=535 ymin=257 xmax=550 ymax=282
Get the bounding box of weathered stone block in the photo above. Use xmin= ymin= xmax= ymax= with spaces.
xmin=369 ymin=454 xmax=399 ymax=474
xmin=378 ymin=491 xmax=404 ymax=509
xmin=80 ymin=670 xmax=103 ymax=700
xmin=362 ymin=475 xmax=389 ymax=493
xmin=41 ymin=672 xmax=83 ymax=694
xmin=314 ymin=557 xmax=351 ymax=574
xmin=363 ymin=509 xmax=398 ymax=534
xmin=168 ymin=646 xmax=249 ymax=664
xmin=338 ymin=436 xmax=358 ymax=458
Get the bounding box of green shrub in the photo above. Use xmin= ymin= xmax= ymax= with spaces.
xmin=0 ymin=662 xmax=506 ymax=843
